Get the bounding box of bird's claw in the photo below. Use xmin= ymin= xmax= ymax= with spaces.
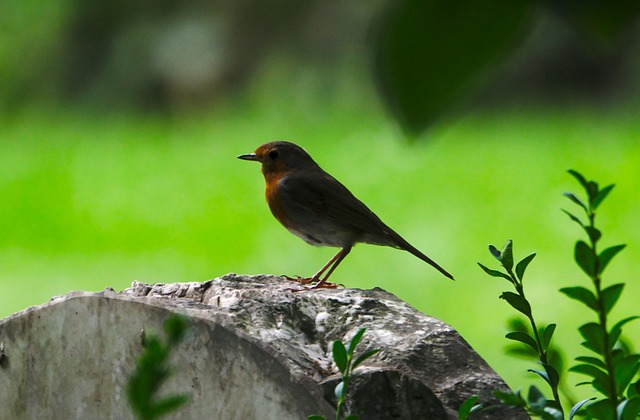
xmin=280 ymin=274 xmax=343 ymax=291
xmin=284 ymin=280 xmax=343 ymax=292
xmin=281 ymin=275 xmax=314 ymax=284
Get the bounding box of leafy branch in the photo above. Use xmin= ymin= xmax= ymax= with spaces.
xmin=478 ymin=240 xmax=564 ymax=419
xmin=559 ymin=170 xmax=639 ymax=419
xmin=309 ymin=328 xmax=380 ymax=420
xmin=469 ymin=169 xmax=640 ymax=420
xmin=127 ymin=314 xmax=191 ymax=420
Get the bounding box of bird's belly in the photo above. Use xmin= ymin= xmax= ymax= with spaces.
xmin=284 ymin=220 xmax=352 ymax=247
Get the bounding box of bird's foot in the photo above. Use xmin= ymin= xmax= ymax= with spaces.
xmin=281 ymin=275 xmax=343 ymax=291
xmin=281 ymin=275 xmax=314 ymax=285
xmin=286 ymin=280 xmax=343 ymax=292
xmin=307 ymin=280 xmax=342 ymax=289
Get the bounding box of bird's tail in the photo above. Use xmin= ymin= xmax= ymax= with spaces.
xmin=387 ymin=230 xmax=454 ymax=280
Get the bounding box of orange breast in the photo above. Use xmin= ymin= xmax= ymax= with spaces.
xmin=264 ymin=170 xmax=291 ymax=229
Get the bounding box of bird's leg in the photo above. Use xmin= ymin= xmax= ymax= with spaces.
xmin=307 ymin=246 xmax=351 ymax=289
xmin=309 ymin=249 xmax=345 ymax=282
xmin=284 ymin=247 xmax=351 ymax=291
xmin=281 ymin=247 xmax=344 ymax=285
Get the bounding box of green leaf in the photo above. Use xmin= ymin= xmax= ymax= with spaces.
xmin=585 ymin=399 xmax=617 ymax=419
xmin=586 ymin=180 xmax=599 ymax=204
xmin=541 ymin=406 xmax=565 ymax=420
xmin=477 ymin=263 xmax=512 ymax=281
xmin=374 ymin=0 xmax=533 ymax=134
xmin=612 ymin=348 xmax=625 ymax=364
xmin=542 ymin=363 xmax=560 ymax=389
xmin=627 ymin=380 xmax=640 ymax=399
xmin=528 ymin=364 xmax=560 ymax=389
xmin=567 ymin=169 xmax=590 ymax=193
xmin=542 ymin=324 xmax=556 ymax=350
xmin=469 ymin=404 xmax=483 ymax=415
xmin=334 ymin=381 xmax=345 ymax=400
xmin=617 ymin=400 xmax=629 ymax=420
xmin=352 ymin=349 xmax=381 ymax=370
xmin=628 ymin=380 xmax=640 ymax=399
xmin=614 ymin=355 xmax=640 ymax=394
xmin=527 ymin=385 xmax=547 ymax=410
xmin=574 ymin=240 xmax=597 ymax=277
xmin=559 ymin=286 xmax=598 ymax=311
xmin=163 ymin=314 xmax=189 ymax=344
xmin=343 ymin=416 xmax=359 ymax=420
xmin=152 ymin=395 xmax=190 ymax=416
xmin=501 ymin=240 xmax=513 ymax=271
xmin=457 ymin=396 xmax=479 ymax=420
xmin=563 ymin=192 xmax=588 ymax=214
xmin=601 ymin=283 xmax=624 ymax=315
xmin=500 ymin=292 xmax=532 ymax=317
xmin=618 ymin=397 xmax=640 ymax=420
xmin=575 ymin=356 xmax=606 ymax=369
xmin=562 ymin=209 xmax=584 ymax=227
xmin=578 ymin=322 xmax=605 ymax=354
xmin=493 ymin=389 xmax=526 ymax=407
xmin=488 ymin=244 xmax=501 ymax=261
xmin=127 ymin=315 xmax=191 ymax=418
xmin=515 ymin=252 xmax=536 ymax=281
xmin=528 ymin=368 xmax=551 ymax=386
xmin=569 ymin=397 xmax=596 ymax=419
xmin=598 ymin=244 xmax=626 ymax=274
xmin=609 ymin=316 xmax=640 ymax=348
xmin=592 ymin=377 xmax=612 ymax=397
xmin=584 ymin=226 xmax=601 ymax=244
xmin=592 ymin=184 xmax=615 ymax=209
xmin=307 ymin=416 xmax=326 ymax=420
xmin=332 ymin=341 xmax=348 ymax=374
xmin=569 ymin=364 xmax=610 ymax=394
xmin=540 ymin=407 xmax=564 ymax=420
xmin=347 ymin=328 xmax=366 ymax=355
xmin=505 ymin=331 xmax=538 ymax=351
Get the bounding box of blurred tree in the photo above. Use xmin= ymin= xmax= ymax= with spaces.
xmin=58 ymin=0 xmax=314 ymax=106
xmin=1 ymin=0 xmax=639 ymax=123
xmin=1 ymin=0 xmax=378 ymax=110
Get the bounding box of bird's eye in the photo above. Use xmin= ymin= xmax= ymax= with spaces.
xmin=269 ymin=150 xmax=279 ymax=160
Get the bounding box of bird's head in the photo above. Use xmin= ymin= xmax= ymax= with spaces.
xmin=238 ymin=141 xmax=318 ymax=178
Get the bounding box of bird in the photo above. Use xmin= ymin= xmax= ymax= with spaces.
xmin=238 ymin=141 xmax=453 ymax=289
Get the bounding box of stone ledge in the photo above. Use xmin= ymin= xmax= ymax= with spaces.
xmin=0 ymin=274 xmax=526 ymax=419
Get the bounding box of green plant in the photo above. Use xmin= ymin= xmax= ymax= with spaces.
xmin=127 ymin=314 xmax=191 ymax=420
xmin=469 ymin=169 xmax=640 ymax=420
xmin=559 ymin=170 xmax=639 ymax=419
xmin=478 ymin=240 xmax=565 ymax=419
xmin=308 ymin=327 xmax=380 ymax=420
xmin=458 ymin=395 xmax=483 ymax=420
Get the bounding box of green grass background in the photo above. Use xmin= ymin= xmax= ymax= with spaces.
xmin=1 ymin=70 xmax=639 ymax=395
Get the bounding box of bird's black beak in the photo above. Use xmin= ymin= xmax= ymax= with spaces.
xmin=237 ymin=153 xmax=258 ymax=161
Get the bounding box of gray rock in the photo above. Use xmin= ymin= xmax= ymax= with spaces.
xmin=0 ymin=274 xmax=526 ymax=419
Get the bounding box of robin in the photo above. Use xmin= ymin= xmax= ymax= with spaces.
xmin=238 ymin=141 xmax=454 ymax=289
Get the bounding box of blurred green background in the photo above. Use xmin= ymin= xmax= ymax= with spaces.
xmin=2 ymin=0 xmax=640 ymax=396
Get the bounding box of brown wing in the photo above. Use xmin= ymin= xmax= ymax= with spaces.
xmin=277 ymin=169 xmax=394 ymax=246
